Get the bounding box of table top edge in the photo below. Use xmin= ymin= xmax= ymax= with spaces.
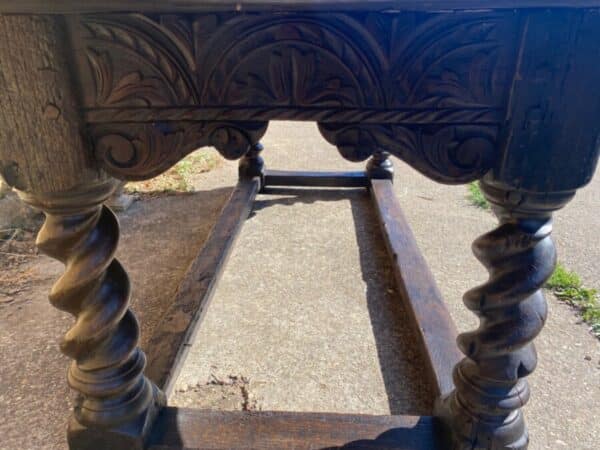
xmin=2 ymin=1 xmax=600 ymax=14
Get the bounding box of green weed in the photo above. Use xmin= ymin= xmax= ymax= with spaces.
xmin=467 ymin=181 xmax=490 ymax=210
xmin=547 ymin=263 xmax=600 ymax=338
xmin=125 ymin=150 xmax=220 ymax=195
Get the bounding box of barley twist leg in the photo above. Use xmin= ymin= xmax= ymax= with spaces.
xmin=444 ymin=181 xmax=573 ymax=449
xmin=20 ymin=181 xmax=165 ymax=450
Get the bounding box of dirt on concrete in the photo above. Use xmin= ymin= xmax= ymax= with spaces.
xmin=0 ymin=175 xmax=233 ymax=450
xmin=0 ymin=124 xmax=598 ymax=450
xmin=171 ymin=374 xmax=258 ymax=412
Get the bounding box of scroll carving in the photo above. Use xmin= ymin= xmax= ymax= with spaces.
xmin=318 ymin=124 xmax=496 ymax=183
xmin=92 ymin=121 xmax=267 ymax=180
xmin=68 ymin=10 xmax=519 ymax=181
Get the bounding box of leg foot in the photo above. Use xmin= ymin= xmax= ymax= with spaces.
xmin=68 ymin=384 xmax=165 ymax=450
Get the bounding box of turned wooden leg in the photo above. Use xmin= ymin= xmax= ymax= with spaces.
xmin=444 ymin=181 xmax=573 ymax=449
xmin=19 ymin=181 xmax=165 ymax=450
xmin=239 ymin=142 xmax=265 ymax=183
xmin=366 ymin=150 xmax=394 ymax=181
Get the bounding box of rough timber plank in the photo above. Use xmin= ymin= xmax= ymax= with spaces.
xmin=148 ymin=408 xmax=443 ymax=449
xmin=370 ymin=179 xmax=462 ymax=398
xmin=145 ymin=178 xmax=259 ymax=395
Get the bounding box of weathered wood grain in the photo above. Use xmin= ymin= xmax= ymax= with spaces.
xmin=145 ymin=178 xmax=260 ymax=395
xmin=148 ymin=409 xmax=443 ymax=450
xmin=370 ymin=179 xmax=461 ymax=399
xmin=0 ymin=15 xmax=104 ymax=193
xmin=495 ymin=9 xmax=600 ymax=192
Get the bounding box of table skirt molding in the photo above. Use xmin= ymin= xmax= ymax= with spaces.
xmin=70 ymin=9 xmax=517 ymax=184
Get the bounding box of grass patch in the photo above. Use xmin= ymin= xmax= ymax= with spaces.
xmin=125 ymin=150 xmax=220 ymax=195
xmin=546 ymin=263 xmax=600 ymax=338
xmin=467 ymin=181 xmax=490 ymax=210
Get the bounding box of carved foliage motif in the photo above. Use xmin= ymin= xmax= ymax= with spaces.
xmin=363 ymin=12 xmax=515 ymax=108
xmin=69 ymin=11 xmax=520 ymax=181
xmin=197 ymin=15 xmax=385 ymax=107
xmin=318 ymin=123 xmax=496 ymax=183
xmin=75 ymin=11 xmax=518 ymax=111
xmin=80 ymin=15 xmax=197 ymax=107
xmin=92 ymin=121 xmax=267 ymax=180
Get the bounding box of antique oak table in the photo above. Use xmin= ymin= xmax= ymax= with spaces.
xmin=1 ymin=1 xmax=599 ymax=449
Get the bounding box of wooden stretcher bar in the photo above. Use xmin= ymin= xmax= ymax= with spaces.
xmin=148 ymin=409 xmax=443 ymax=449
xmin=145 ymin=170 xmax=461 ymax=449
xmin=146 ymin=178 xmax=260 ymax=395
xmin=264 ymin=169 xmax=370 ymax=188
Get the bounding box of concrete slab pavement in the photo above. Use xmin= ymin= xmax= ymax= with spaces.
xmin=173 ymin=122 xmax=600 ymax=450
xmin=0 ymin=121 xmax=597 ymax=449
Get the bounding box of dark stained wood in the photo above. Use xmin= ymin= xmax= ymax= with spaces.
xmin=264 ymin=170 xmax=370 ymax=188
xmin=366 ymin=151 xmax=394 ymax=181
xmin=442 ymin=181 xmax=573 ymax=449
xmin=3 ymin=0 xmax=600 ymax=14
xmin=145 ymin=178 xmax=260 ymax=395
xmin=2 ymin=3 xmax=600 ymax=450
xmin=67 ymin=10 xmax=519 ymax=184
xmin=370 ymin=179 xmax=461 ymax=399
xmin=239 ymin=142 xmax=266 ymax=181
xmin=495 ymin=10 xmax=600 ymax=193
xmin=0 ymin=15 xmax=165 ymax=450
xmin=148 ymin=409 xmax=443 ymax=450
xmin=19 ymin=182 xmax=165 ymax=450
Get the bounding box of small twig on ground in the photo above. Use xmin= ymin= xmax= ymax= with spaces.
xmin=416 ymin=195 xmax=434 ymax=201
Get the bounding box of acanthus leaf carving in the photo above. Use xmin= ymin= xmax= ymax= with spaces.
xmin=366 ymin=12 xmax=518 ymax=108
xmin=80 ymin=15 xmax=197 ymax=107
xmin=75 ymin=11 xmax=517 ymax=112
xmin=87 ymin=49 xmax=172 ymax=107
xmin=69 ymin=10 xmax=517 ymax=183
